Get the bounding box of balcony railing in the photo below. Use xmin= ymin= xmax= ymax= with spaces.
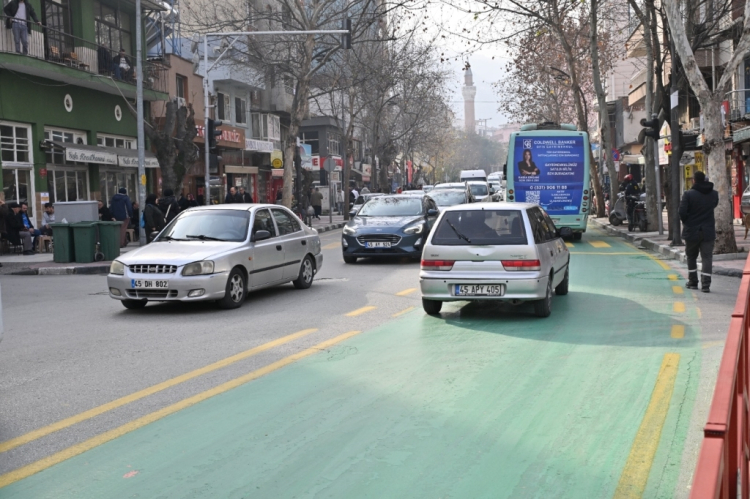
xmin=0 ymin=16 xmax=167 ymax=94
xmin=725 ymin=90 xmax=750 ymax=122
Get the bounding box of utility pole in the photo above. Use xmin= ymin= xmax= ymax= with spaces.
xmin=135 ymin=0 xmax=146 ymax=245
xmin=669 ymin=40 xmax=683 ymax=245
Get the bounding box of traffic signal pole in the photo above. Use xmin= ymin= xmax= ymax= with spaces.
xmin=200 ymin=29 xmax=349 ymax=207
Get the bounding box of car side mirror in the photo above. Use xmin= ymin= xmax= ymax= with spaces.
xmin=253 ymin=229 xmax=271 ymax=242
xmin=349 ymin=209 xmax=357 ymax=218
xmin=427 ymin=209 xmax=439 ymax=217
xmin=558 ymin=227 xmax=573 ymax=238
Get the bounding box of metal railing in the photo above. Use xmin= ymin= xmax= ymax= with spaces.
xmin=0 ymin=16 xmax=167 ymax=93
xmin=725 ymin=90 xmax=750 ymax=122
xmin=690 ymin=256 xmax=750 ymax=498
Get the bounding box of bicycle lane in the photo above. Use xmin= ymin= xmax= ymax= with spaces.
xmin=2 ymin=227 xmax=702 ymax=498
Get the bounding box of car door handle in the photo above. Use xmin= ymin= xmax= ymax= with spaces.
xmin=301 ymin=240 xmax=307 ymax=245
xmin=276 ymin=245 xmax=283 ymax=251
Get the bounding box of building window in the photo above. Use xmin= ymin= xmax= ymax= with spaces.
xmin=49 ymin=170 xmax=89 ymax=203
xmin=44 ymin=128 xmax=87 ymax=165
xmin=235 ymin=97 xmax=247 ymax=124
xmin=176 ymin=74 xmax=186 ymax=100
xmin=217 ymin=92 xmax=230 ymax=121
xmin=300 ymin=131 xmax=319 ymax=154
xmin=251 ymin=113 xmax=267 ymax=140
xmin=93 ymin=1 xmax=132 ymax=53
xmin=99 ymin=171 xmax=136 ymax=206
xmin=2 ymin=169 xmax=32 ymax=209
xmin=42 ymin=0 xmax=73 ymax=59
xmin=328 ymin=134 xmax=340 ymax=156
xmin=0 ymin=122 xmax=32 ymax=165
xmin=97 ymin=134 xmax=135 ymax=149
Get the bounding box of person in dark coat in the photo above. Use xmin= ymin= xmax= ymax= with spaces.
xmin=143 ymin=194 xmax=166 ymax=243
xmin=5 ymin=202 xmax=33 ymax=254
xmin=3 ymin=0 xmax=40 ymax=55
xmin=239 ymin=187 xmax=253 ymax=203
xmin=98 ymin=200 xmax=113 ymax=222
xmin=158 ymin=188 xmax=181 ymax=223
xmin=186 ymin=193 xmax=199 ymax=208
xmin=110 ymin=188 xmax=133 ymax=248
xmin=225 ymin=187 xmax=241 ymax=204
xmin=679 ymin=170 xmax=719 ymax=293
xmin=130 ymin=202 xmax=139 ymax=233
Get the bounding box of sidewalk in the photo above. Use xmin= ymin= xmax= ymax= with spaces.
xmin=590 ymin=211 xmax=749 ymax=277
xmin=0 ymin=218 xmax=347 ymax=276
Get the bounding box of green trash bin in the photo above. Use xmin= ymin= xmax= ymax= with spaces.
xmin=97 ymin=221 xmax=122 ymax=261
xmin=49 ymin=223 xmax=74 ymax=263
xmin=71 ymin=222 xmax=98 ymax=263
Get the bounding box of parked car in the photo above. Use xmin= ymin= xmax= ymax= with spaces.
xmin=419 ymin=203 xmax=572 ymax=317
xmin=107 ymin=204 xmax=323 ymax=310
xmin=342 ymin=195 xmax=440 ymax=263
xmin=427 ymin=188 xmax=474 ymax=209
xmin=460 ymin=169 xmax=488 ymax=182
xmin=349 ymin=193 xmax=385 ymax=217
xmin=422 ymin=185 xmax=434 ymax=192
xmin=466 ymin=181 xmax=494 ymax=202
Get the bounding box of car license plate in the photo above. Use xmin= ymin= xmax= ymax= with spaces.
xmin=365 ymin=242 xmax=391 ymax=248
xmin=130 ymin=279 xmax=169 ymax=289
xmin=453 ymin=284 xmax=504 ymax=296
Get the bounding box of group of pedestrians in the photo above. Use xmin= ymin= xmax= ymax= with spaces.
xmin=224 ymin=187 xmax=253 ymax=204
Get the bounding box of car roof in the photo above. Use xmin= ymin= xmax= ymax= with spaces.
xmin=181 ymin=203 xmax=281 ymax=212
xmin=428 ymin=188 xmax=466 ymax=194
xmin=438 ymin=202 xmax=537 ymax=213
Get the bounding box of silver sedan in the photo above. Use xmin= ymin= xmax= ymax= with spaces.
xmin=107 ymin=204 xmax=323 ymax=310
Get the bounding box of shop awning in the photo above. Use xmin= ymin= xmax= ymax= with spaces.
xmin=45 ymin=141 xmax=159 ymax=168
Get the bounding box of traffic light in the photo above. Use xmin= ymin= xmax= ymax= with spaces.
xmin=639 ymin=117 xmax=660 ymax=143
xmin=341 ymin=19 xmax=352 ymax=49
xmin=207 ymin=119 xmax=223 ymax=152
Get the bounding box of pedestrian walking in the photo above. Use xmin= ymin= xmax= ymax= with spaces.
xmin=144 ymin=193 xmax=166 ymax=243
xmin=158 ymin=188 xmax=181 ymax=223
xmin=110 ymin=187 xmax=133 ymax=248
xmin=3 ymin=0 xmax=40 ymax=55
xmin=679 ymin=171 xmax=719 ymax=293
xmin=310 ymin=187 xmax=323 ymax=220
xmin=336 ymin=188 xmax=344 ymax=214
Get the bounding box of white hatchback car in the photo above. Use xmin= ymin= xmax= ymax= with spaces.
xmin=419 ymin=203 xmax=571 ymax=317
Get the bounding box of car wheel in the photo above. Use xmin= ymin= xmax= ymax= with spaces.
xmin=293 ymin=255 xmax=315 ymax=289
xmin=422 ymin=298 xmax=442 ymax=315
xmin=555 ymin=267 xmax=569 ymax=296
xmin=218 ymin=268 xmax=246 ymax=309
xmin=572 ymin=232 xmax=582 ymax=241
xmin=534 ymin=277 xmax=553 ymax=318
xmin=343 ymin=255 xmax=357 ymax=264
xmin=121 ymin=299 xmax=147 ymax=310
xmin=609 ymin=213 xmax=622 ymax=226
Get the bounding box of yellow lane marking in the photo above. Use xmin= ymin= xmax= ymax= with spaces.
xmin=613 ymin=353 xmax=680 ymax=499
xmin=673 ymin=302 xmax=685 ymax=313
xmin=672 ymin=286 xmax=684 ymax=295
xmin=0 ymin=330 xmax=363 ymax=489
xmin=697 ymin=307 xmax=702 ymax=319
xmin=396 ymin=288 xmax=417 ymax=296
xmin=702 ymin=340 xmax=724 ymax=349
xmin=0 ymin=328 xmax=319 ymax=455
xmin=322 ymin=242 xmax=340 ymax=250
xmin=668 ymin=274 xmax=678 ymax=281
xmin=671 ymin=325 xmax=685 ymax=339
xmin=346 ymin=306 xmax=376 ymax=317
xmin=392 ymin=306 xmax=415 ymax=317
xmin=643 ymin=252 xmax=671 ymax=270
xmin=565 ymin=242 xmax=574 ymax=248
xmin=569 ymin=252 xmax=641 ymax=255
xmin=589 ymin=240 xmax=611 ymax=248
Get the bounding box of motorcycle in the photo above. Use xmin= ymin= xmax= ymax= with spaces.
xmin=628 ymin=193 xmax=648 ymax=232
xmin=609 ymin=192 xmax=628 ymax=226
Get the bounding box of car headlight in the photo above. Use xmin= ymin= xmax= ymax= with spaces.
xmin=343 ymin=225 xmax=357 ymax=236
xmin=182 ymin=260 xmax=215 ymax=276
xmin=404 ymin=222 xmax=425 ymax=235
xmin=110 ymin=260 xmax=125 ymax=275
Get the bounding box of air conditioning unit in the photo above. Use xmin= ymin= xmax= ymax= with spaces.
xmin=176 ymin=97 xmax=187 ymax=108
xmin=689 ymin=117 xmax=701 ymax=131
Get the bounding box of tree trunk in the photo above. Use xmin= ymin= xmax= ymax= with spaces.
xmin=589 ymin=0 xmax=618 ymax=207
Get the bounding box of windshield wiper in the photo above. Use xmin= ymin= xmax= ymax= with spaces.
xmin=186 ymin=234 xmax=225 ymax=241
xmin=160 ymin=235 xmax=187 ymax=241
xmin=446 ymin=220 xmax=471 ymax=243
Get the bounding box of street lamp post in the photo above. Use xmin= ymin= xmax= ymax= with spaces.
xmin=135 ymin=0 xmax=146 ymax=245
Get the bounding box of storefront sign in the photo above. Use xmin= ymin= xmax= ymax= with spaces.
xmin=245 ymin=139 xmax=274 ymax=153
xmin=40 ymin=192 xmax=49 ymax=204
xmin=363 ymin=164 xmax=372 ymax=175
xmin=66 ymin=147 xmax=118 ymax=165
xmin=735 ymin=126 xmax=750 ymax=143
xmin=118 ymin=154 xmax=160 ymax=168
xmin=271 ymin=150 xmax=283 ymax=168
xmin=271 ymin=169 xmax=284 ymax=177
xmin=196 ymin=125 xmax=245 ymax=148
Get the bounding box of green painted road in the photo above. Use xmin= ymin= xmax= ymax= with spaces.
xmin=3 ymin=227 xmax=702 ymax=498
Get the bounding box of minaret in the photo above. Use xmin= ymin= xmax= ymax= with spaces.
xmin=462 ymin=67 xmax=477 ymax=134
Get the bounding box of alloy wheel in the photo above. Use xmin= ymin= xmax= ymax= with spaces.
xmin=229 ymin=274 xmax=244 ymax=303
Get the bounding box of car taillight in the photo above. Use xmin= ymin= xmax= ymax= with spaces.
xmin=421 ymin=260 xmax=455 ymax=271
xmin=501 ymin=259 xmax=541 ymax=271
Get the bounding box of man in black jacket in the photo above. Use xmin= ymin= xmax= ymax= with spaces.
xmin=5 ymin=202 xmax=33 ymax=254
xmin=158 ymin=188 xmax=181 ymax=223
xmin=679 ymin=171 xmax=720 ymax=293
xmin=3 ymin=0 xmax=40 ymax=55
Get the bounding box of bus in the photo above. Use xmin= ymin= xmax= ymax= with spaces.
xmin=505 ymin=122 xmax=590 ymax=240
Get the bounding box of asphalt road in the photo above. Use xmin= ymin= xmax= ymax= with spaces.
xmin=0 ymin=226 xmax=741 ymax=498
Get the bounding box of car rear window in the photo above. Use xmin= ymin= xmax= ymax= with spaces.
xmin=431 ymin=210 xmax=528 ymax=246
xmin=429 ymin=190 xmax=466 ymax=206
xmin=469 ymin=184 xmax=488 ymax=196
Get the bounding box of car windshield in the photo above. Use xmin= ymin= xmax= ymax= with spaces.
xmin=357 ymin=197 xmax=424 ymax=216
xmin=432 ymin=210 xmax=527 ymax=246
xmin=469 ymin=184 xmax=489 ymax=196
xmin=434 ymin=183 xmax=463 ymax=190
xmin=429 ymin=190 xmax=467 ymax=207
xmin=157 ymin=210 xmax=251 ymax=242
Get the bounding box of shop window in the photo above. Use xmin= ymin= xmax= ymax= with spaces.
xmin=49 ymin=170 xmax=89 ymax=203
xmin=99 ymin=171 xmax=136 ymax=206
xmin=235 ymin=97 xmax=247 ymax=124
xmin=0 ymin=122 xmax=32 ymax=165
xmin=45 ymin=128 xmax=87 ymax=165
xmin=176 ymin=74 xmax=186 ymax=100
xmin=3 ymin=169 xmax=32 ymax=211
xmin=97 ymin=134 xmax=135 ymax=149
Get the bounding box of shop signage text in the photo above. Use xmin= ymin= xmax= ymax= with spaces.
xmin=195 ymin=125 xmax=245 ymax=148
xmin=66 ymin=148 xmax=118 ymax=165
xmin=245 ymin=139 xmax=274 ymax=153
xmin=118 ymin=155 xmax=160 ymax=168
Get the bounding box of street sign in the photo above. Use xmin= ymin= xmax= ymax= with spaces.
xmin=271 ymin=150 xmax=283 ymax=168
xmin=323 ymin=157 xmax=336 ymax=172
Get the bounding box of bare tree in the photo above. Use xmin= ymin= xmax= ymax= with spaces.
xmin=145 ymin=100 xmax=199 ymax=193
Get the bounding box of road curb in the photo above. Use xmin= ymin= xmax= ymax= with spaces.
xmin=590 ymin=217 xmax=746 ymax=278
xmin=314 ymin=223 xmax=346 ymax=233
xmin=11 ymin=264 xmax=111 ymax=276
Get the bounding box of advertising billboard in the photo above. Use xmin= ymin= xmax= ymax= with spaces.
xmin=513 ymin=135 xmax=585 ymax=216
